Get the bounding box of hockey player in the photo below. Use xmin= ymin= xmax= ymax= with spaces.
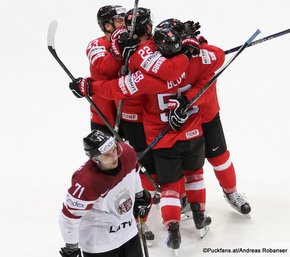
xmin=69 ymin=25 xmax=225 ymax=252
xmin=152 ymin=19 xmax=213 ymax=230
xmin=70 ymin=5 xmax=138 ymax=134
xmin=196 ymin=36 xmax=251 ymax=216
xmin=59 ymin=129 xmax=151 ymax=257
xmin=110 ymin=7 xmax=157 ymax=192
xmin=110 ymin=8 xmax=198 ymax=165
xmin=161 ymin=19 xmax=251 ymax=216
xmin=106 ymin=7 xmax=158 ymax=243
xmin=109 ymin=8 xmax=201 ymax=243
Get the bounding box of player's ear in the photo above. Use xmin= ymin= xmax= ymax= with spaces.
xmin=92 ymin=156 xmax=100 ymax=165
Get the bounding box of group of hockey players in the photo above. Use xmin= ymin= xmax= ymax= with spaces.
xmin=59 ymin=4 xmax=252 ymax=257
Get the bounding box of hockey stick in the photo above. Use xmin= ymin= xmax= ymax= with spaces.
xmin=225 ymin=28 xmax=290 ymax=54
xmin=138 ymin=29 xmax=261 ymax=160
xmin=47 ymin=21 xmax=160 ymax=193
xmin=138 ymin=217 xmax=150 ymax=257
xmin=47 ymin=20 xmax=122 ymax=142
xmin=140 ymin=166 xmax=161 ymax=192
xmin=114 ymin=0 xmax=140 ymax=133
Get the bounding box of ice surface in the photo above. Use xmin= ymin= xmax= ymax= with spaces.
xmin=1 ymin=0 xmax=290 ymax=256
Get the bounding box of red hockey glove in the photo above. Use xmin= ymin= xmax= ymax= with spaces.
xmin=197 ymin=35 xmax=208 ymax=45
xmin=110 ymin=28 xmax=127 ymax=42
xmin=110 ymin=28 xmax=140 ymax=60
xmin=69 ymin=77 xmax=91 ymax=98
xmin=182 ymin=37 xmax=200 ymax=57
xmin=110 ymin=28 xmax=127 ymax=59
xmin=134 ymin=190 xmax=152 ymax=219
xmin=168 ymin=95 xmax=189 ymax=131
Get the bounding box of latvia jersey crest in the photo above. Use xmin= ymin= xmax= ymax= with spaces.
xmin=114 ymin=188 xmax=133 ymax=215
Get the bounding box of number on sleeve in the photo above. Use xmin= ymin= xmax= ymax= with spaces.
xmin=72 ymin=183 xmax=85 ymax=198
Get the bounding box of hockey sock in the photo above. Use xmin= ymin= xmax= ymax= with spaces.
xmin=207 ymin=150 xmax=237 ymax=193
xmin=184 ymin=168 xmax=206 ymax=211
xmin=160 ymin=178 xmax=183 ymax=225
xmin=180 ymin=176 xmax=186 ymax=199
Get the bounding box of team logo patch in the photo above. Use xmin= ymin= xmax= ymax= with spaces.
xmin=185 ymin=129 xmax=200 ymax=139
xmin=151 ymin=55 xmax=166 ymax=74
xmin=208 ymin=51 xmax=217 ymax=61
xmin=124 ymin=74 xmax=139 ymax=95
xmin=98 ymin=137 xmax=115 ymax=154
xmin=122 ymin=112 xmax=138 ymax=121
xmin=65 ymin=193 xmax=86 ymax=209
xmin=140 ymin=51 xmax=162 ymax=71
xmin=88 ymin=46 xmax=106 ymax=64
xmin=114 ymin=188 xmax=133 ymax=215
xmin=118 ymin=77 xmax=128 ymax=95
xmin=200 ymin=49 xmax=211 ymax=64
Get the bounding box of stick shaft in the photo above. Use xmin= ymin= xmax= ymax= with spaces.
xmin=139 ymin=30 xmax=261 ymax=159
xmin=47 ymin=21 xmax=122 ymax=141
xmin=225 ymin=28 xmax=290 ymax=54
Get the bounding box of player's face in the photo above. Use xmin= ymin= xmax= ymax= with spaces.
xmin=113 ymin=17 xmax=125 ymax=29
xmin=95 ymin=144 xmax=119 ymax=170
xmin=104 ymin=17 xmax=125 ymax=35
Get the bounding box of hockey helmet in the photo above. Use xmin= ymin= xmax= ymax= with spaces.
xmin=157 ymin=19 xmax=184 ymax=33
xmin=153 ymin=25 xmax=183 ymax=58
xmin=83 ymin=130 xmax=116 ymax=158
xmin=97 ymin=5 xmax=126 ymax=32
xmin=125 ymin=7 xmax=152 ymax=37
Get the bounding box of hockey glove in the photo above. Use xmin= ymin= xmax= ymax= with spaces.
xmin=197 ymin=35 xmax=208 ymax=45
xmin=59 ymin=246 xmax=82 ymax=257
xmin=134 ymin=190 xmax=152 ymax=219
xmin=183 ymin=20 xmax=201 ymax=37
xmin=180 ymin=45 xmax=193 ymax=60
xmin=168 ymin=95 xmax=189 ymax=131
xmin=69 ymin=77 xmax=91 ymax=98
xmin=110 ymin=28 xmax=140 ymax=60
xmin=181 ymin=37 xmax=200 ymax=58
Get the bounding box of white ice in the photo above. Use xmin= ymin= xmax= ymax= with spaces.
xmin=1 ymin=0 xmax=290 ymax=256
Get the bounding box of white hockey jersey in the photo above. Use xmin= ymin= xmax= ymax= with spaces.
xmin=59 ymin=143 xmax=143 ymax=253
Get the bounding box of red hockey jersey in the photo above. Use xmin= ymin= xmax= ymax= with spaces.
xmin=90 ymin=44 xmax=225 ymax=148
xmin=120 ymin=38 xmax=190 ymax=123
xmin=183 ymin=43 xmax=225 ymax=123
xmin=86 ymin=36 xmax=123 ymax=126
